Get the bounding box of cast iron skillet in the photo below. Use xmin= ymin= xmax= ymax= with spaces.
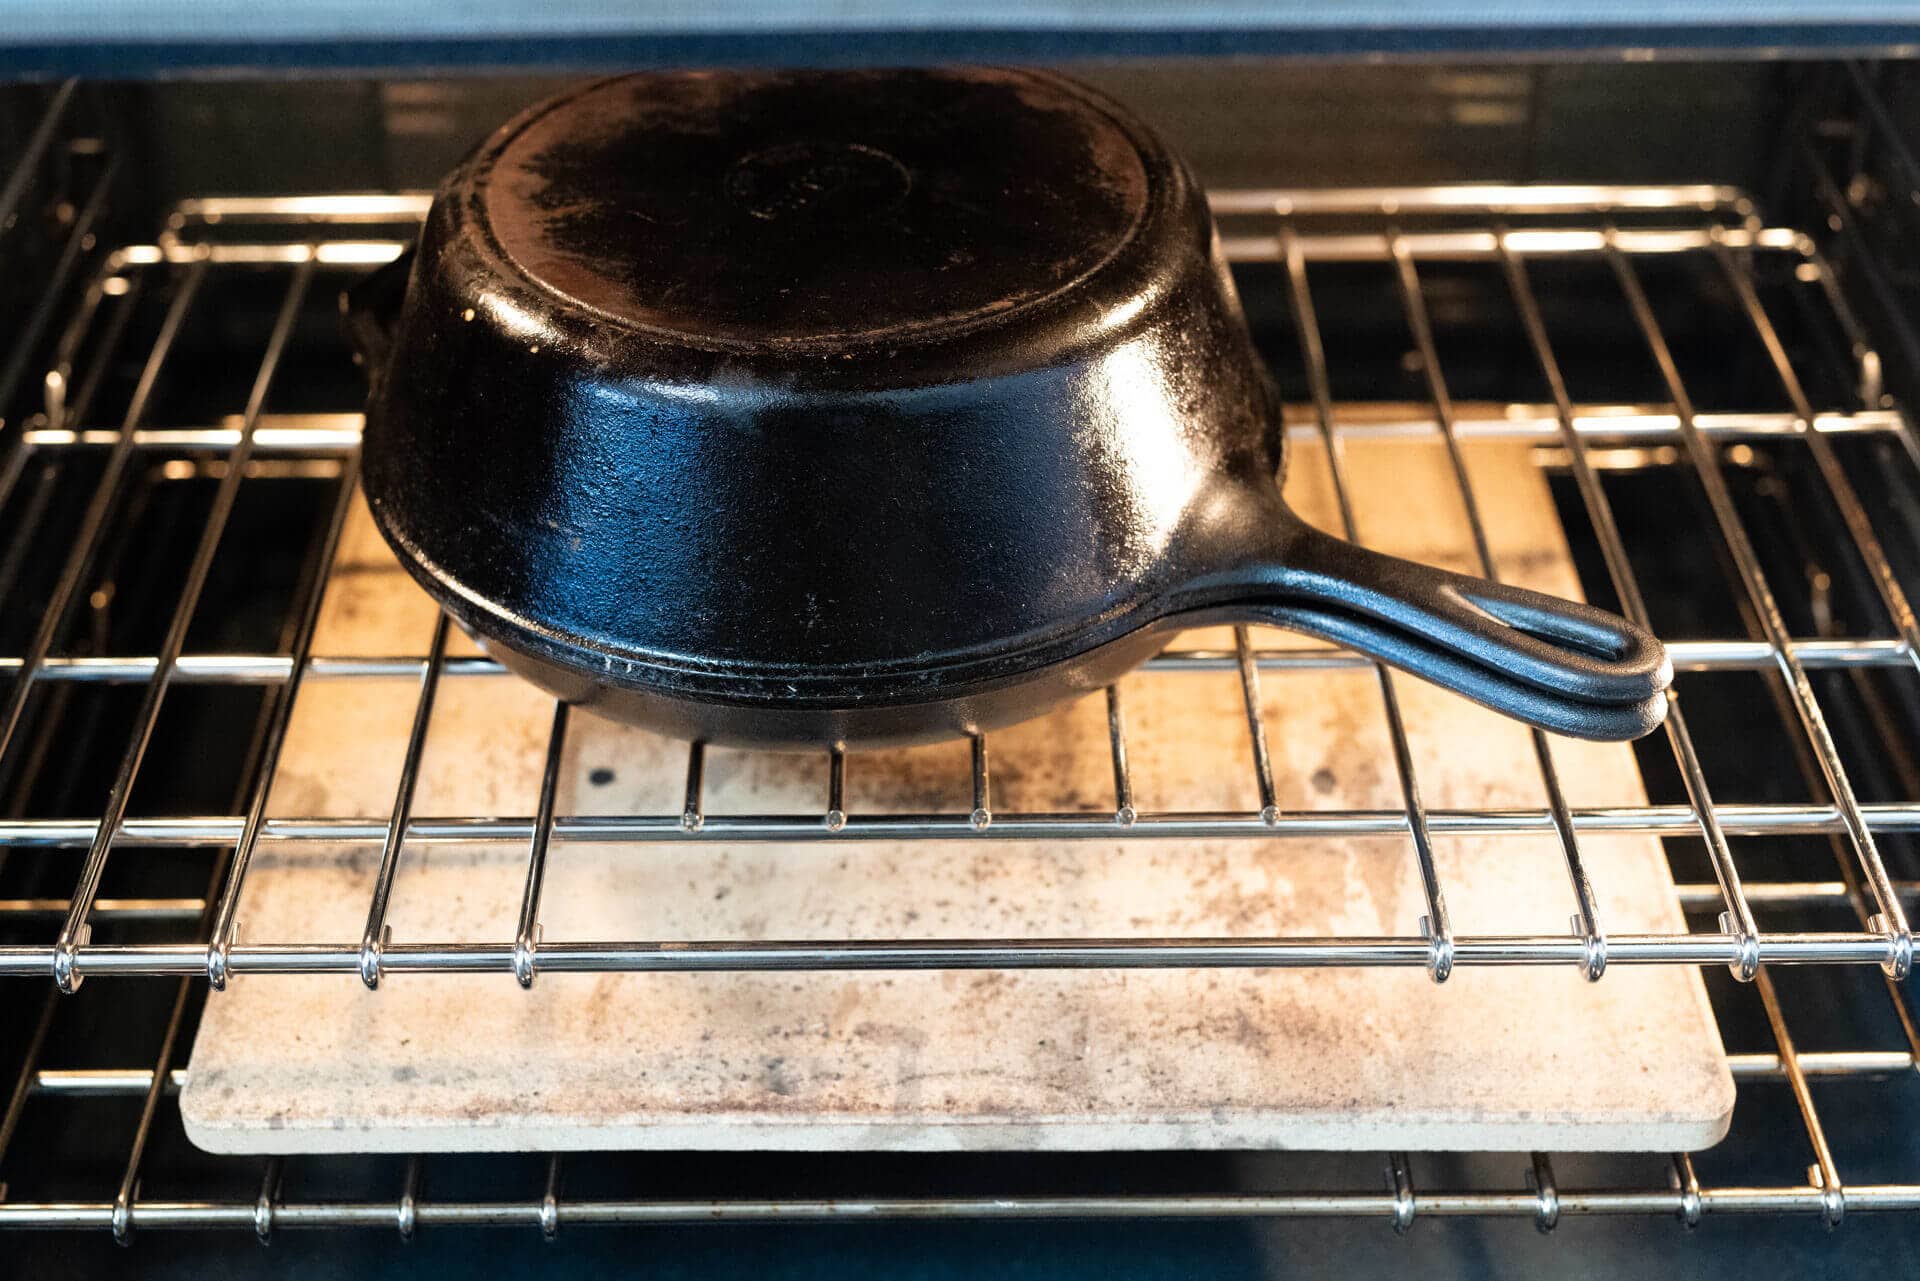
xmin=348 ymin=67 xmax=1671 ymax=749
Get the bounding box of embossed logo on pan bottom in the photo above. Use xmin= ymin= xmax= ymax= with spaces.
xmin=725 ymin=142 xmax=911 ymax=223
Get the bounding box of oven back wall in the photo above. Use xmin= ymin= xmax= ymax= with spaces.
xmin=109 ymin=61 xmax=1780 ymax=217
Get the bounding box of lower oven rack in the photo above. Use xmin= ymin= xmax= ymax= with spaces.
xmin=4 ymin=70 xmax=1920 ymax=1237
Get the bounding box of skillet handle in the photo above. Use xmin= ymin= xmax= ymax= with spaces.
xmin=341 ymin=247 xmax=415 ymax=379
xmin=1187 ymin=521 xmax=1672 ymax=742
xmin=1245 ymin=599 xmax=1669 ymax=741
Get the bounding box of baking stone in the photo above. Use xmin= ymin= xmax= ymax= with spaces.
xmin=181 ymin=437 xmax=1733 ymax=1153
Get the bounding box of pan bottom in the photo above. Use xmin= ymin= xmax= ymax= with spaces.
xmin=475 ymin=622 xmax=1177 ymax=751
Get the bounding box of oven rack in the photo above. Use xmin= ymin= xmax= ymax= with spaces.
xmin=0 ymin=195 xmax=1916 ymax=985
xmin=3 ymin=70 xmax=1920 ymax=1236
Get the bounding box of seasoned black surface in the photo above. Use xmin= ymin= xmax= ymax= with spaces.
xmin=484 ymin=70 xmax=1148 ymax=347
xmin=356 ymin=68 xmax=1667 ymax=747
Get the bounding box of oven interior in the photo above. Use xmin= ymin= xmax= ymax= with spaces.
xmin=3 ymin=57 xmax=1920 ymax=1276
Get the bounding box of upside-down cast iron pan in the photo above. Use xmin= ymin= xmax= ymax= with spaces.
xmin=348 ymin=67 xmax=1671 ymax=749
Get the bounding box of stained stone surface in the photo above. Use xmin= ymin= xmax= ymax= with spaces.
xmin=182 ymin=438 xmax=1732 ymax=1153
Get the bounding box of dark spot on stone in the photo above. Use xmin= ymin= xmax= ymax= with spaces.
xmin=1310 ymin=767 xmax=1337 ymax=795
xmin=589 ymin=767 xmax=616 ymax=786
xmin=392 ymin=1065 xmax=418 ymax=1082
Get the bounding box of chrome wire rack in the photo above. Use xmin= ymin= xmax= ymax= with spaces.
xmin=5 ymin=71 xmax=1920 ymax=1237
xmin=3 ymin=203 xmax=1919 ymax=984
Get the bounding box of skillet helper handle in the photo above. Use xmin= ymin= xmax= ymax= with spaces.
xmin=1220 ymin=522 xmax=1673 ymax=742
xmin=341 ymin=247 xmax=415 ymax=378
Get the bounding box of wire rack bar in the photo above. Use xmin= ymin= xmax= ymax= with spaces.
xmin=1282 ymin=227 xmax=1456 ymax=982
xmin=1710 ymin=237 xmax=1920 ymax=677
xmin=1210 ymin=182 xmax=1752 ymax=217
xmin=172 ymin=192 xmax=436 ymax=222
xmin=1804 ymin=147 xmax=1920 ymax=406
xmin=1715 ymin=228 xmax=1920 ymax=1093
xmin=512 ymin=701 xmax=569 ymax=988
xmin=0 ymin=930 xmax=1902 ymax=981
xmin=1104 ymin=683 xmax=1137 ymax=825
xmin=1609 ymin=235 xmax=1914 ymax=978
xmin=1500 ymin=231 xmax=1764 ymax=979
xmin=1220 ymin=225 xmax=1809 ymax=264
xmin=0 ymin=150 xmax=119 ymax=420
xmin=0 ymin=636 xmax=1908 ymax=686
xmin=24 ymin=1043 xmax=1918 ymax=1103
xmin=0 ymin=991 xmax=56 ymax=1169
xmin=356 ymin=612 xmax=451 ymax=991
xmin=14 ymin=800 xmax=1920 ymax=848
xmin=170 ymin=183 xmax=1751 ymax=225
xmin=37 ymin=253 xmax=143 ymax=441
xmin=9 ymin=1182 xmax=1920 ymax=1233
xmin=14 ymin=878 xmax=1920 ymax=925
xmin=205 ymin=445 xmax=365 ymax=988
xmin=0 ymin=256 xmax=207 ymax=770
xmin=1231 ymin=625 xmax=1280 ymax=824
xmin=0 ymin=897 xmax=204 ymax=919
xmin=52 ymin=258 xmax=314 ymax=994
xmin=1390 ymin=232 xmax=1607 ymax=978
xmin=17 ymin=408 xmax=1910 ymax=454
xmin=114 ymin=224 xmax=1818 ymax=270
xmin=0 ymin=81 xmax=74 ymax=237
xmin=1757 ymin=965 xmax=1848 ymax=1226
